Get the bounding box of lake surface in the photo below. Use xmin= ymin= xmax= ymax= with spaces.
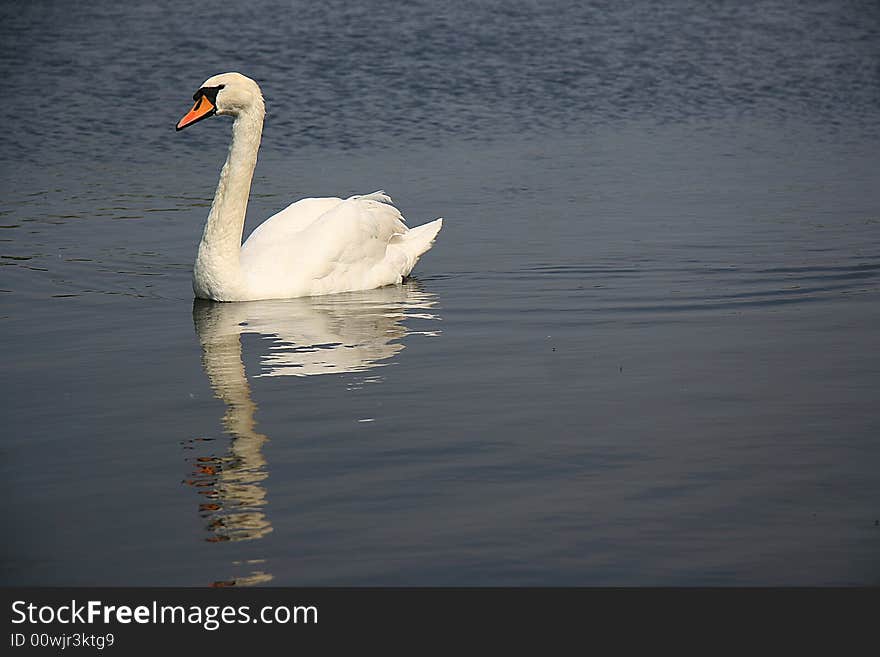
xmin=1 ymin=0 xmax=879 ymax=586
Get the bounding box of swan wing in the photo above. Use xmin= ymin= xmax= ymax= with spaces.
xmin=239 ymin=192 xmax=413 ymax=298
xmin=243 ymin=196 xmax=344 ymax=248
xmin=293 ymin=192 xmax=410 ymax=287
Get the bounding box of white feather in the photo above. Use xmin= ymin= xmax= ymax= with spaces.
xmin=183 ymin=73 xmax=442 ymax=302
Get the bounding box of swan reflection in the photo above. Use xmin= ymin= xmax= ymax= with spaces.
xmin=185 ymin=281 xmax=441 ymax=585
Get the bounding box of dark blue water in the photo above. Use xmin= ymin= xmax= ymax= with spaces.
xmin=2 ymin=0 xmax=879 ymax=585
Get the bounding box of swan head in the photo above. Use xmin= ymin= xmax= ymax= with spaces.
xmin=176 ymin=72 xmax=264 ymax=131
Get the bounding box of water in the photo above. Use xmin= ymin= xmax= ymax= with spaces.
xmin=2 ymin=0 xmax=879 ymax=585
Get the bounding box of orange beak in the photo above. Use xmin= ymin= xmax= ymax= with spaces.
xmin=176 ymin=95 xmax=216 ymax=131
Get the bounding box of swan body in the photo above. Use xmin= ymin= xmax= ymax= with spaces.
xmin=177 ymin=72 xmax=442 ymax=302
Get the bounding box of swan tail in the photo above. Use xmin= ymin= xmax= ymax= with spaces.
xmin=395 ymin=218 xmax=443 ymax=275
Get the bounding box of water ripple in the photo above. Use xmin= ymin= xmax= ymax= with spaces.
xmin=509 ymin=256 xmax=880 ymax=315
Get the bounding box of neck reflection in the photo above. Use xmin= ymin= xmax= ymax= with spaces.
xmin=187 ymin=281 xmax=441 ymax=585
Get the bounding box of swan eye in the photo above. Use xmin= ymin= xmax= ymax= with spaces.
xmin=193 ymin=84 xmax=225 ymax=104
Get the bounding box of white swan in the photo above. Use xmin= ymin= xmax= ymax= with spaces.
xmin=176 ymin=72 xmax=443 ymax=302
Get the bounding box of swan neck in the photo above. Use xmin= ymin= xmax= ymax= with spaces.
xmin=194 ymin=106 xmax=264 ymax=300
